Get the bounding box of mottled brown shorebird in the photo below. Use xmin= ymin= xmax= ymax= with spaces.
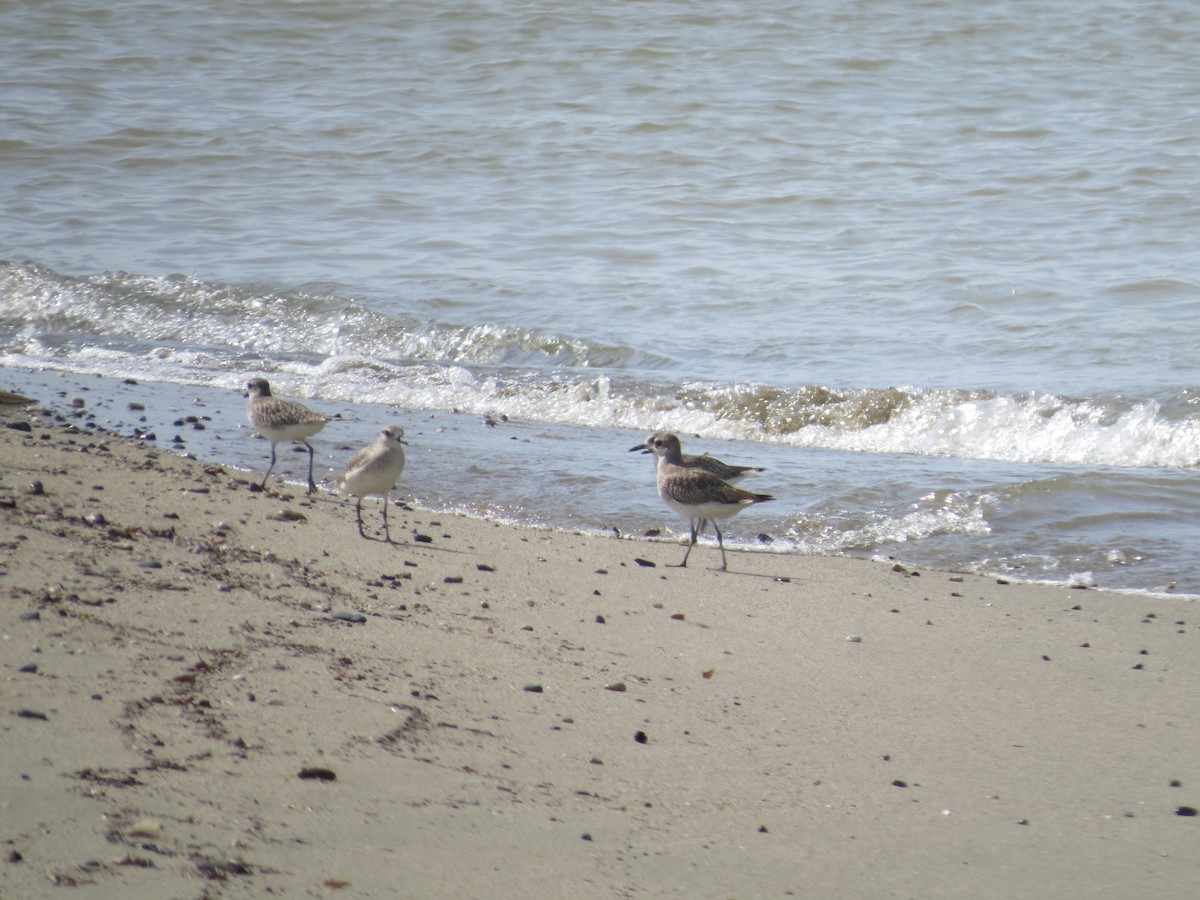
xmin=245 ymin=378 xmax=330 ymax=494
xmin=629 ymin=431 xmax=765 ymax=484
xmin=335 ymin=423 xmax=408 ymax=541
xmin=636 ymin=431 xmax=774 ymax=571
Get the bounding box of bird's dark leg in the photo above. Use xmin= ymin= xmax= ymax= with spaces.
xmin=672 ymin=518 xmax=700 ymax=568
xmin=381 ymin=493 xmax=392 ymax=543
xmin=355 ymin=496 xmax=367 ymax=538
xmin=261 ymin=443 xmax=277 ymax=489
xmin=303 ymin=440 xmax=317 ymax=494
xmin=714 ymin=521 xmax=728 ymax=571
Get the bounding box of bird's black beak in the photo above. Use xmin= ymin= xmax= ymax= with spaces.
xmin=629 ymin=443 xmax=649 ymax=453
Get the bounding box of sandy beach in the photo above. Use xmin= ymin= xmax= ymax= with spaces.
xmin=2 ymin=387 xmax=1198 ymax=899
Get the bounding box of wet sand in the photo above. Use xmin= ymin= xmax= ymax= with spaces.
xmin=2 ymin=389 xmax=1198 ymax=898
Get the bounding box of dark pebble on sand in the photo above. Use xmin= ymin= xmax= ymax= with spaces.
xmin=444 ymin=575 xmax=463 ymax=584
xmin=892 ymin=779 xmax=908 ymax=788
xmin=414 ymin=534 xmax=433 ymax=543
xmin=17 ymin=709 xmax=48 ymax=720
xmin=331 ymin=611 xmax=366 ymax=623
xmin=29 ymin=480 xmax=44 ymax=495
xmin=19 ymin=611 xmax=40 ymax=621
xmin=297 ymin=767 xmax=337 ymax=781
xmin=18 ymin=663 xmax=37 ymax=674
xmin=634 ymin=558 xmax=656 ymax=568
xmin=6 ymin=420 xmax=32 ymax=433
xmin=1176 ymin=806 xmax=1198 ymax=817
xmin=523 ymin=683 xmax=544 ymax=693
xmin=634 ymin=731 xmax=648 ymax=744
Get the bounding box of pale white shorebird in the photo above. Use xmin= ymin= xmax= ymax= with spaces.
xmin=335 ymin=424 xmax=408 ymax=541
xmin=244 ymin=378 xmax=331 ymax=494
xmin=637 ymin=431 xmax=774 ymax=571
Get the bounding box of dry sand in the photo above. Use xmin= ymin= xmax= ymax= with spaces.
xmin=1 ymin=392 xmax=1198 ymax=899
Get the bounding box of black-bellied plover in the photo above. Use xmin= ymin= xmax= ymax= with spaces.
xmin=245 ymin=378 xmax=331 ymax=494
xmin=630 ymin=431 xmax=766 ymax=536
xmin=335 ymin=424 xmax=407 ymax=541
xmin=638 ymin=431 xmax=774 ymax=571
xmin=629 ymin=432 xmax=765 ymax=483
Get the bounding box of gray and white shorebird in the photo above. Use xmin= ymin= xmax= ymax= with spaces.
xmin=630 ymin=430 xmax=767 ymax=538
xmin=335 ymin=424 xmax=408 ymax=541
xmin=635 ymin=431 xmax=774 ymax=571
xmin=629 ymin=432 xmax=766 ymax=484
xmin=245 ymin=378 xmax=331 ymax=494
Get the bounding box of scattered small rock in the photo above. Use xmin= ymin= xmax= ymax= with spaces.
xmin=16 ymin=709 xmax=48 ymax=720
xmin=523 ymin=683 xmax=544 ymax=693
xmin=634 ymin=730 xmax=648 ymax=744
xmin=331 ymin=611 xmax=366 ymax=624
xmin=1176 ymin=806 xmax=1198 ymax=817
xmin=604 ymin=682 xmax=627 ymax=692
xmin=126 ymin=819 xmax=163 ymax=839
xmin=634 ymin=557 xmax=656 ymax=567
xmin=297 ymin=767 xmax=337 ymax=781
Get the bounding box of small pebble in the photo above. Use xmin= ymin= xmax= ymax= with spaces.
xmin=17 ymin=709 xmax=48 ymax=720
xmin=634 ymin=557 xmax=656 ymax=568
xmin=846 ymin=634 xmax=862 ymax=643
xmin=634 ymin=731 xmax=648 ymax=744
xmin=523 ymin=684 xmax=544 ymax=693
xmin=18 ymin=663 xmax=37 ymax=674
xmin=126 ymin=819 xmax=162 ymax=839
xmin=1176 ymin=806 xmax=1198 ymax=817
xmin=331 ymin=611 xmax=367 ymax=623
xmin=604 ymin=682 xmax=627 ymax=692
xmin=297 ymin=767 xmax=337 ymax=781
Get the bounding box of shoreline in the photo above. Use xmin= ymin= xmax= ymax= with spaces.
xmin=2 ymin=385 xmax=1199 ymax=897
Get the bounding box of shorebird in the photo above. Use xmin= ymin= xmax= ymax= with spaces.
xmin=629 ymin=432 xmax=766 ymax=484
xmin=335 ymin=424 xmax=408 ymax=541
xmin=244 ymin=378 xmax=331 ymax=494
xmin=637 ymin=432 xmax=774 ymax=571
xmin=630 ymin=431 xmax=767 ymax=536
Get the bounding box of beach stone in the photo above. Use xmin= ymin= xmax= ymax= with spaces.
xmin=298 ymin=767 xmax=337 ymax=781
xmin=522 ymin=683 xmax=544 ymax=693
xmin=127 ymin=819 xmax=163 ymax=839
xmin=331 ymin=611 xmax=366 ymax=623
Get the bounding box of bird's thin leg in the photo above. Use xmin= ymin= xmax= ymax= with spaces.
xmin=672 ymin=518 xmax=699 ymax=568
xmin=714 ymin=521 xmax=728 ymax=571
xmin=261 ymin=443 xmax=277 ymax=490
xmin=382 ymin=493 xmax=392 ymax=543
xmin=355 ymin=496 xmax=367 ymax=538
xmin=303 ymin=441 xmax=317 ymax=494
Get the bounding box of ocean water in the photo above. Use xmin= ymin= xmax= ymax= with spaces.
xmin=3 ymin=0 xmax=1200 ymax=594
